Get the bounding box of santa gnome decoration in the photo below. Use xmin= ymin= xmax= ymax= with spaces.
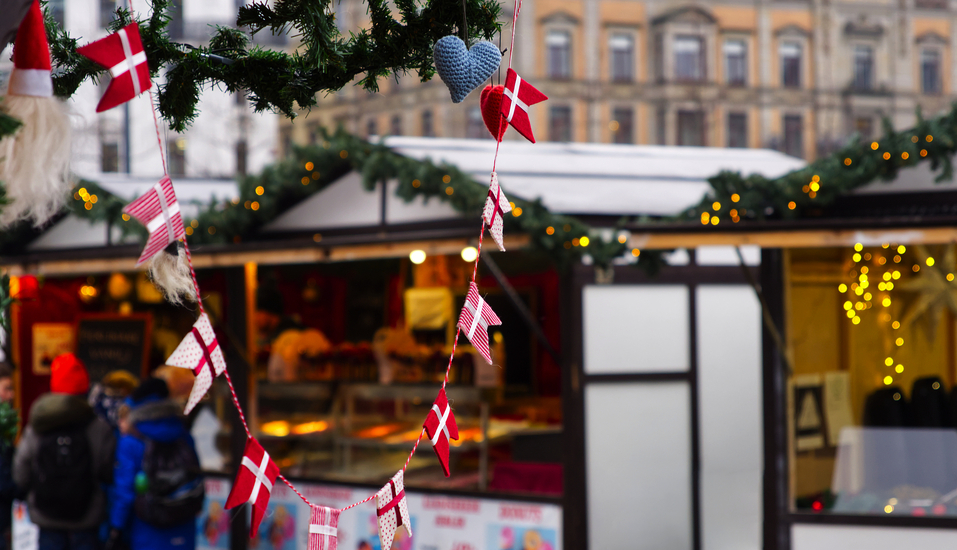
xmin=0 ymin=0 xmax=72 ymax=227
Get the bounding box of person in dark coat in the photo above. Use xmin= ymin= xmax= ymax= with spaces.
xmin=13 ymin=354 xmax=116 ymax=550
xmin=0 ymin=363 xmax=18 ymax=550
xmin=108 ymin=378 xmax=198 ymax=550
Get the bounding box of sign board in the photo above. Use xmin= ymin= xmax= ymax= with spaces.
xmin=74 ymin=313 xmax=152 ymax=381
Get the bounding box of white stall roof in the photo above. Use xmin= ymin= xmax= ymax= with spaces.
xmin=384 ymin=137 xmax=807 ymax=216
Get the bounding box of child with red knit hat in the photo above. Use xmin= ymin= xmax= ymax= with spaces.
xmin=13 ymin=353 xmax=116 ymax=550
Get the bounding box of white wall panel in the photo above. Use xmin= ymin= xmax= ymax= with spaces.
xmin=792 ymin=524 xmax=957 ymax=550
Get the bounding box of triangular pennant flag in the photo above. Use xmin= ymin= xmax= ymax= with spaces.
xmin=308 ymin=505 xmax=341 ymax=550
xmin=225 ymin=438 xmax=280 ymax=538
xmin=423 ymin=388 xmax=459 ymax=477
xmin=123 ymin=176 xmax=186 ymax=266
xmin=500 ymin=68 xmax=547 ymax=143
xmin=482 ymin=172 xmax=511 ymax=252
xmin=457 ymin=282 xmax=502 ymax=365
xmin=77 ymin=23 xmax=152 ymax=112
xmin=166 ymin=313 xmax=226 ymax=414
xmin=375 ymin=470 xmax=412 ymax=549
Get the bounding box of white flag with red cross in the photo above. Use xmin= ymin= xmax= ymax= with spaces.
xmin=308 ymin=505 xmax=341 ymax=550
xmin=225 ymin=438 xmax=280 ymax=538
xmin=423 ymin=388 xmax=459 ymax=477
xmin=500 ymin=68 xmax=548 ymax=143
xmin=123 ymin=176 xmax=186 ymax=266
xmin=166 ymin=313 xmax=226 ymax=414
xmin=458 ymin=282 xmax=502 ymax=365
xmin=77 ymin=23 xmax=152 ymax=112
xmin=376 ymin=470 xmax=412 ymax=550
xmin=483 ymin=172 xmax=511 ymax=252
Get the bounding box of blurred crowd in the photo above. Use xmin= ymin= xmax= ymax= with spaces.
xmin=0 ymin=354 xmax=205 ymax=550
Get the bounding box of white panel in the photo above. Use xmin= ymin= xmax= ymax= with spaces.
xmin=792 ymin=524 xmax=957 ymax=550
xmin=695 ymin=245 xmax=761 ymax=266
xmin=384 ymin=181 xmax=463 ymax=224
xmin=584 ymin=285 xmax=689 ymax=373
xmin=262 ymin=172 xmax=380 ymax=231
xmin=697 ymin=286 xmax=763 ymax=550
xmin=586 ymin=383 xmax=692 ymax=550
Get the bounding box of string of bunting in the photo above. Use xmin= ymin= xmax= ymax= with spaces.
xmin=71 ymin=0 xmax=543 ymax=547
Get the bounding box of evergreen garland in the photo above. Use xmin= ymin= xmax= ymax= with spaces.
xmin=685 ymin=104 xmax=957 ymax=225
xmin=45 ymin=0 xmax=502 ymax=132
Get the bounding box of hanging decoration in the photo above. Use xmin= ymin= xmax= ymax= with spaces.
xmin=500 ymin=68 xmax=547 ymax=143
xmin=482 ymin=172 xmax=511 ymax=251
xmin=480 ymin=85 xmax=507 ymax=140
xmin=123 ymin=176 xmax=186 ymax=266
xmin=896 ymin=244 xmax=957 ymax=340
xmin=147 ymin=242 xmax=198 ymax=306
xmin=0 ymin=0 xmax=72 ymax=227
xmin=307 ymin=505 xmax=341 ymax=550
xmin=225 ymin=438 xmax=281 ymax=537
xmin=432 ymin=35 xmax=502 ymax=103
xmin=457 ymin=281 xmax=502 ymax=365
xmin=423 ymin=388 xmax=459 ymax=477
xmin=165 ymin=313 xmax=226 ymax=413
xmin=375 ymin=470 xmax=413 ymax=550
xmin=76 ymin=23 xmax=152 ymax=112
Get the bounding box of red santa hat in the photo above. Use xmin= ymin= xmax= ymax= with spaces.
xmin=7 ymin=0 xmax=53 ymax=98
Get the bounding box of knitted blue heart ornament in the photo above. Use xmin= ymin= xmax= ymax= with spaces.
xmin=433 ymin=36 xmax=502 ymax=103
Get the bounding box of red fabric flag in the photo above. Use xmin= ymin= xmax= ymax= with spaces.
xmin=165 ymin=313 xmax=226 ymax=414
xmin=457 ymin=282 xmax=502 ymax=365
xmin=423 ymin=388 xmax=459 ymax=477
xmin=482 ymin=172 xmax=511 ymax=252
xmin=308 ymin=505 xmax=341 ymax=550
xmin=122 ymin=176 xmax=185 ymax=266
xmin=225 ymin=438 xmax=280 ymax=538
xmin=500 ymin=68 xmax=547 ymax=143
xmin=77 ymin=23 xmax=152 ymax=112
xmin=375 ymin=470 xmax=412 ymax=549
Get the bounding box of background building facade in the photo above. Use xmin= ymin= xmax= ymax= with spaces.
xmin=286 ymin=0 xmax=957 ymax=160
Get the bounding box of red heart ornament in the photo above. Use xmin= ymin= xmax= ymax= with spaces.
xmin=480 ymin=85 xmax=507 ymax=141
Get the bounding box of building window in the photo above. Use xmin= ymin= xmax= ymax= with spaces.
xmin=169 ymin=138 xmax=187 ymax=176
xmin=366 ymin=119 xmax=378 ymax=138
xmin=549 ymin=106 xmax=573 ymax=142
xmin=48 ymin=0 xmax=65 ymax=26
xmin=677 ymin=110 xmax=705 ymax=146
xmin=421 ymin=110 xmax=435 ymax=137
xmin=100 ymin=0 xmax=116 ymax=27
xmin=674 ymin=36 xmax=704 ymax=82
xmin=656 ymin=108 xmax=667 ymax=145
xmin=390 ymin=115 xmax=403 ymax=136
xmin=466 ymin=107 xmax=486 ymax=139
xmin=101 ymin=142 xmax=119 ymax=173
xmin=727 ymin=112 xmax=747 ymax=148
xmin=921 ymin=49 xmax=941 ymax=95
xmin=611 ymin=107 xmax=633 ymax=144
xmin=780 ymin=41 xmax=802 ymax=88
xmin=236 ymin=139 xmax=248 ymax=176
xmin=783 ymin=114 xmax=803 ymax=159
xmin=547 ymin=30 xmax=572 ymax=79
xmin=852 ymin=45 xmax=873 ymax=91
xmin=855 ymin=117 xmax=873 ymax=140
xmin=724 ymin=40 xmax=747 ymax=86
xmin=609 ymin=34 xmax=634 ymax=83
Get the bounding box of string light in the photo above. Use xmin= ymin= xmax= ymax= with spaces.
xmin=883 ymin=376 xmax=893 ymax=386
xmin=885 ymin=357 xmax=893 ymax=367
xmin=409 ymin=249 xmax=427 ymax=264
xmin=731 ymin=194 xmax=740 ymax=202
xmin=580 ymin=236 xmax=590 ymax=247
xmin=305 ymin=162 xmax=314 ymax=171
xmin=926 ymin=257 xmax=935 ymax=266
xmin=895 ymin=364 xmax=904 ymax=373
xmin=892 ymin=321 xmax=900 ymax=329
xmin=631 ymin=248 xmax=640 ymax=257
xmin=460 ymin=246 xmax=478 ymax=262
xmin=838 ymin=284 xmax=847 ymax=292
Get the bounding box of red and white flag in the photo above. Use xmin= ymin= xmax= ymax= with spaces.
xmin=483 ymin=172 xmax=511 ymax=252
xmin=77 ymin=23 xmax=152 ymax=112
xmin=123 ymin=176 xmax=185 ymax=266
xmin=423 ymin=388 xmax=459 ymax=477
xmin=500 ymin=68 xmax=547 ymax=143
xmin=458 ymin=282 xmax=502 ymax=365
xmin=166 ymin=313 xmax=226 ymax=414
xmin=225 ymin=438 xmax=280 ymax=538
xmin=308 ymin=505 xmax=341 ymax=550
xmin=376 ymin=470 xmax=412 ymax=550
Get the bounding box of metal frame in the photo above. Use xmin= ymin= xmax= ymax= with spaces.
xmin=562 ymin=260 xmax=754 ymax=550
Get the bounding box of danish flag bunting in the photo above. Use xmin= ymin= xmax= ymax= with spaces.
xmin=458 ymin=282 xmax=502 ymax=365
xmin=376 ymin=470 xmax=412 ymax=549
xmin=308 ymin=505 xmax=341 ymax=550
xmin=225 ymin=438 xmax=280 ymax=538
xmin=166 ymin=313 xmax=226 ymax=414
xmin=482 ymin=172 xmax=512 ymax=252
xmin=423 ymin=388 xmax=459 ymax=477
xmin=123 ymin=176 xmax=186 ymax=266
xmin=500 ymin=68 xmax=548 ymax=143
xmin=77 ymin=23 xmax=152 ymax=112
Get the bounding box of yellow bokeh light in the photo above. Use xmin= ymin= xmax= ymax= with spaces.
xmin=896 ymin=337 xmax=904 ymax=346
xmin=853 ymin=253 xmax=862 ymax=262
xmin=580 ymin=236 xmax=590 ymax=247
xmin=892 ymin=270 xmax=900 ymax=279
xmin=882 ymin=297 xmax=891 ymax=307
xmin=882 ymin=152 xmax=891 ymax=160
xmin=618 ymin=234 xmax=627 ymax=244
xmin=701 ymin=212 xmax=710 ymax=225
xmin=898 ymin=245 xmax=906 ymax=254
xmin=883 ymin=377 xmax=893 ymax=386
xmin=838 ymin=284 xmax=847 ymax=293
xmin=409 ymin=249 xmax=427 ymax=264
xmin=949 ymin=273 xmax=955 ymax=281
xmin=632 ymin=248 xmax=641 ymax=257
xmin=731 ymin=193 xmax=740 ymax=202
xmin=445 ymin=186 xmax=454 ymax=195
xmin=855 ymin=302 xmax=864 ymax=311
xmin=892 ymin=321 xmax=900 ymax=329
xmin=844 ymin=158 xmax=852 ymax=165
xmin=712 ymin=201 xmax=721 ymax=211
xmin=711 ymin=216 xmax=719 ymax=225
xmin=852 ymin=316 xmax=861 ymax=325
xmin=927 ymin=257 xmax=935 ymax=267
xmin=442 ymin=175 xmax=452 ymax=184
xmin=810 ymin=182 xmax=820 ymax=192
xmin=250 ymin=201 xmax=260 ymax=211
xmin=305 ymin=162 xmax=314 ymax=171
xmin=854 ymin=243 xmax=863 ymax=252
xmin=844 ymin=301 xmax=852 ymax=310
xmin=871 ymin=142 xmax=879 ymax=150
xmin=885 ymin=357 xmax=893 ymax=367
xmin=512 ymin=207 xmax=523 ymax=217
xmin=255 ymin=186 xmax=264 ymax=195
xmin=847 ymin=310 xmax=855 ymax=319
xmin=546 ymin=226 xmax=555 ymax=235
xmin=902 ymin=152 xmax=909 ymax=160
xmin=788 ymin=201 xmax=796 ymax=210
xmin=460 ymin=246 xmax=478 ymax=262
xmin=895 ymin=364 xmax=904 ymax=373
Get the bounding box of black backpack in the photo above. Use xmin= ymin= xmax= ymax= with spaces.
xmin=33 ymin=422 xmax=95 ymax=521
xmin=134 ymin=436 xmax=205 ymax=528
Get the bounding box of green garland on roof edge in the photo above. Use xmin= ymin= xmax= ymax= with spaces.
xmin=45 ymin=0 xmax=502 ymax=132
xmin=63 ymin=127 xmax=653 ymax=270
xmin=684 ymin=103 xmax=957 ymax=225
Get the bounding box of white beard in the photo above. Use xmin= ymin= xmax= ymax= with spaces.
xmin=148 ymin=245 xmax=198 ymax=306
